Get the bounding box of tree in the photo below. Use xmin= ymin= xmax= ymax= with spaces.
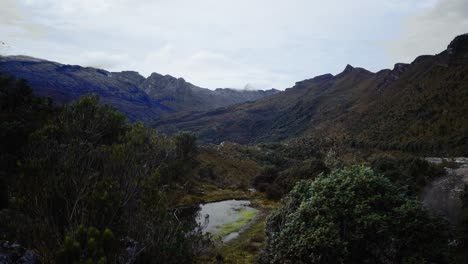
xmin=174 ymin=132 xmax=197 ymax=160
xmin=370 ymin=155 xmax=445 ymax=196
xmin=3 ymin=94 xmax=210 ymax=262
xmin=0 ymin=74 xmax=53 ymax=209
xmin=260 ymin=166 xmax=452 ymax=264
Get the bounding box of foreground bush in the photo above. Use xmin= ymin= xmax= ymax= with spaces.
xmin=0 ymin=78 xmax=210 ymax=263
xmin=260 ymin=166 xmax=452 ymax=264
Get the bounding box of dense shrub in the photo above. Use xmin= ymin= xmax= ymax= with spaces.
xmin=370 ymin=155 xmax=445 ymax=196
xmin=260 ymin=166 xmax=452 ymax=264
xmin=0 ymin=79 xmax=211 ymax=263
xmin=253 ymin=160 xmax=329 ymax=200
xmin=0 ymin=74 xmax=54 ymax=209
xmin=56 ymin=225 xmax=118 ymax=264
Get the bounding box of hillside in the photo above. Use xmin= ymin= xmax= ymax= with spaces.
xmin=154 ymin=34 xmax=468 ymax=155
xmin=0 ymin=55 xmax=279 ymax=122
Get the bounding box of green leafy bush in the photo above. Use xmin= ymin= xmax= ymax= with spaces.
xmin=253 ymin=159 xmax=328 ymax=200
xmin=370 ymin=155 xmax=445 ymax=196
xmin=260 ymin=166 xmax=452 ymax=264
xmin=57 ymin=225 xmax=117 ymax=264
xmin=0 ymin=81 xmax=211 ymax=263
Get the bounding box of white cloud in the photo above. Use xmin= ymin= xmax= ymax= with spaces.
xmin=1 ymin=0 xmax=464 ymax=89
xmin=75 ymin=51 xmax=130 ymax=70
xmin=386 ymin=0 xmax=468 ymax=63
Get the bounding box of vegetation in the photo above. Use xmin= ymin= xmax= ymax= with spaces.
xmin=0 ymin=73 xmax=464 ymax=263
xmin=370 ymin=154 xmax=445 ymax=196
xmin=214 ymin=215 xmax=267 ymax=264
xmin=253 ymin=159 xmax=329 ymax=200
xmin=153 ymin=35 xmax=468 ymax=157
xmin=0 ymin=75 xmax=210 ymax=263
xmin=260 ymin=166 xmax=453 ymax=264
xmin=56 ymin=225 xmax=117 ymax=264
xmin=0 ymin=74 xmax=54 ymax=210
xmin=216 ymin=210 xmax=258 ymax=239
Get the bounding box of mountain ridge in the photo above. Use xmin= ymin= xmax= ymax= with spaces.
xmin=153 ymin=34 xmax=468 ymax=155
xmin=0 ymin=55 xmax=280 ymax=122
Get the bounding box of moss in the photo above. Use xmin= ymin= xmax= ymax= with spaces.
xmin=216 ymin=214 xmax=268 ymax=264
xmin=197 ymin=192 xmax=278 ymax=264
xmin=215 ymin=209 xmax=258 ymax=239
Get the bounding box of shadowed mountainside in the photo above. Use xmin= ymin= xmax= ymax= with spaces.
xmin=0 ymin=55 xmax=279 ymax=122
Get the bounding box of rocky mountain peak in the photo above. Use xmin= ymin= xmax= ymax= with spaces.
xmin=336 ymin=64 xmax=372 ymax=78
xmin=343 ymin=64 xmax=355 ymax=73
xmin=313 ymin=73 xmax=334 ymax=81
xmin=112 ymin=71 xmax=146 ymax=85
xmin=447 ymin=33 xmax=468 ymax=55
xmin=148 ymin=72 xmax=164 ymax=79
xmin=393 ymin=63 xmax=409 ymax=71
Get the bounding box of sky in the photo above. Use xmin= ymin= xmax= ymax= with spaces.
xmin=0 ymin=0 xmax=467 ymax=90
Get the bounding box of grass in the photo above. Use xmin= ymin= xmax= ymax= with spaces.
xmin=209 ymin=213 xmax=268 ymax=264
xmin=215 ymin=209 xmax=258 ymax=239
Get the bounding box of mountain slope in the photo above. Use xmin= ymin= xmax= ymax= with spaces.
xmin=0 ymin=56 xmax=279 ymax=122
xmin=154 ymin=34 xmax=468 ymax=155
xmin=0 ymin=55 xmax=165 ymax=122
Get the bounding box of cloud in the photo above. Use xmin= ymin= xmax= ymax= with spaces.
xmin=139 ymin=47 xmax=290 ymax=89
xmin=0 ymin=0 xmax=45 ymax=39
xmin=386 ymin=0 xmax=468 ymax=63
xmin=75 ymin=51 xmax=130 ymax=70
xmin=1 ymin=0 xmax=463 ymax=89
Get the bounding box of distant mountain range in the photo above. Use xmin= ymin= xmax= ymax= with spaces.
xmin=2 ymin=34 xmax=467 ymax=155
xmin=0 ymin=55 xmax=279 ymax=122
xmin=154 ymin=34 xmax=468 ymax=155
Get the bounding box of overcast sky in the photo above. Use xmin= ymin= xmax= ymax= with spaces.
xmin=1 ymin=0 xmax=467 ymax=90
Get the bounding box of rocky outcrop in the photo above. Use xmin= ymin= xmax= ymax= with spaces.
xmin=423 ymin=159 xmax=468 ymax=224
xmin=0 ymin=241 xmax=39 ymax=264
xmin=447 ymin=33 xmax=468 ymax=56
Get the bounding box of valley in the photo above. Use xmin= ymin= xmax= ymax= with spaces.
xmin=154 ymin=34 xmax=468 ymax=156
xmin=1 ymin=32 xmax=468 ymax=263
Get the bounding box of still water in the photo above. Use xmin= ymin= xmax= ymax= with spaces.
xmin=196 ymin=199 xmax=258 ymax=242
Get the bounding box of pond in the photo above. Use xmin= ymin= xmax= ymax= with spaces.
xmin=196 ymin=199 xmax=258 ymax=243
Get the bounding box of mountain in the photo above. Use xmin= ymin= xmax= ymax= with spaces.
xmin=140 ymin=72 xmax=279 ymax=112
xmin=154 ymin=34 xmax=468 ymax=155
xmin=0 ymin=55 xmax=279 ymax=122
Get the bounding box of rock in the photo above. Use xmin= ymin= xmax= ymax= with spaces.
xmin=447 ymin=33 xmax=468 ymax=55
xmin=0 ymin=241 xmax=39 ymax=264
xmin=423 ymin=160 xmax=468 ymax=224
xmin=20 ymin=251 xmax=39 ymax=264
